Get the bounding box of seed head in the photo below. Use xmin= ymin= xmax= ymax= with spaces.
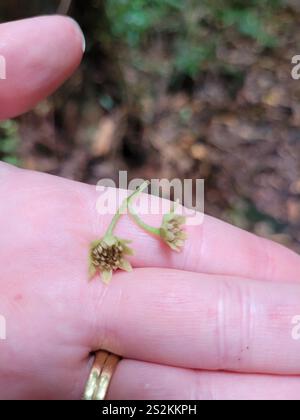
xmin=89 ymin=235 xmax=134 ymax=284
xmin=160 ymin=205 xmax=187 ymax=252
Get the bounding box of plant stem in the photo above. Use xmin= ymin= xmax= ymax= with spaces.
xmin=105 ymin=181 xmax=156 ymax=237
xmin=128 ymin=181 xmax=161 ymax=237
xmin=105 ymin=198 xmax=128 ymax=237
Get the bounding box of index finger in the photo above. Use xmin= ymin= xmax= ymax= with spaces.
xmin=7 ymin=167 xmax=300 ymax=284
xmin=95 ymin=187 xmax=300 ymax=284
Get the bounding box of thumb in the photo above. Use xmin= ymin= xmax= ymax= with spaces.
xmin=0 ymin=15 xmax=84 ymax=120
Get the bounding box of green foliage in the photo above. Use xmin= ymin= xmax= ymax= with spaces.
xmin=174 ymin=43 xmax=215 ymax=78
xmin=0 ymin=120 xmax=20 ymax=166
xmin=212 ymin=0 xmax=282 ymax=47
xmin=106 ymin=0 xmax=184 ymax=48
xmin=105 ymin=0 xmax=284 ymax=79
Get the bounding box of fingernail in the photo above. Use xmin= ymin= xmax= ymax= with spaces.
xmin=67 ymin=17 xmax=86 ymax=53
xmin=81 ymin=32 xmax=86 ymax=53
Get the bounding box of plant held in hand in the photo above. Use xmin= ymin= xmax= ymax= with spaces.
xmin=89 ymin=182 xmax=187 ymax=284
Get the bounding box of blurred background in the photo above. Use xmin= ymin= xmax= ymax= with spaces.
xmin=0 ymin=0 xmax=300 ymax=252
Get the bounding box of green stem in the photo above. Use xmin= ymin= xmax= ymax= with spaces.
xmin=129 ymin=210 xmax=161 ymax=236
xmin=105 ymin=181 xmax=157 ymax=237
xmin=128 ymin=182 xmax=161 ymax=237
xmin=105 ymin=197 xmax=128 ymax=237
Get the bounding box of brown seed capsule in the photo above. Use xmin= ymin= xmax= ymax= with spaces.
xmin=160 ymin=209 xmax=187 ymax=252
xmin=89 ymin=235 xmax=134 ymax=284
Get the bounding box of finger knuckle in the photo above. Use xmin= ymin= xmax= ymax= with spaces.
xmin=216 ymin=279 xmax=254 ymax=370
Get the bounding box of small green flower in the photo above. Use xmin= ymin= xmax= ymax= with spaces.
xmin=160 ymin=206 xmax=187 ymax=252
xmin=89 ymin=235 xmax=134 ymax=284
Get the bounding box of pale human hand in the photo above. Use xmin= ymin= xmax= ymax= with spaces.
xmin=1 ymin=16 xmax=300 ymax=400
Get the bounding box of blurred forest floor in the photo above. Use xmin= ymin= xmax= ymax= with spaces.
xmin=1 ymin=0 xmax=300 ymax=252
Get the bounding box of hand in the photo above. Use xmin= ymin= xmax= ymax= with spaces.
xmin=1 ymin=16 xmax=300 ymax=400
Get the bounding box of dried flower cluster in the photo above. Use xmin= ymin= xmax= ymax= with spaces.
xmin=89 ymin=182 xmax=187 ymax=283
xmin=89 ymin=236 xmax=134 ymax=284
xmin=160 ymin=207 xmax=187 ymax=252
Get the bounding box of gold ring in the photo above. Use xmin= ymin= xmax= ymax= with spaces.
xmin=83 ymin=351 xmax=121 ymax=400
